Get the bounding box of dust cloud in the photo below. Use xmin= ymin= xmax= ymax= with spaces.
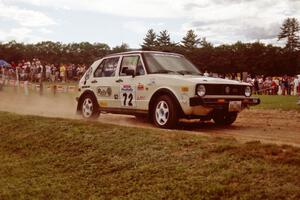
xmin=0 ymin=87 xmax=78 ymax=119
xmin=0 ymin=86 xmax=149 ymax=128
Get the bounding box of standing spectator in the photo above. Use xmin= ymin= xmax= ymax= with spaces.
xmin=287 ymin=77 xmax=293 ymax=95
xmin=24 ymin=62 xmax=30 ymax=81
xmin=258 ymin=76 xmax=264 ymax=94
xmin=254 ymin=77 xmax=259 ymax=94
xmin=30 ymin=62 xmax=36 ymax=82
xmin=72 ymin=64 xmax=77 ymax=80
xmin=271 ymin=78 xmax=278 ymax=95
xmin=36 ymin=61 xmax=43 ymax=83
xmin=282 ymin=76 xmax=288 ymax=95
xmin=264 ymin=77 xmax=272 ymax=95
xmin=204 ymin=70 xmax=209 ymax=77
xmin=67 ymin=64 xmax=73 ymax=81
xmin=294 ymin=75 xmax=300 ymax=95
xmin=59 ymin=64 xmax=66 ymax=83
xmin=55 ymin=64 xmax=60 ymax=82
xmin=50 ymin=64 xmax=56 ymax=82
xmin=274 ymin=77 xmax=280 ymax=95
xmin=45 ymin=63 xmax=51 ymax=81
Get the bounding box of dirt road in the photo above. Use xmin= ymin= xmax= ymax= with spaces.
xmin=1 ymin=89 xmax=300 ymax=147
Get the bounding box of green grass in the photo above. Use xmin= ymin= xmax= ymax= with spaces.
xmin=255 ymin=95 xmax=300 ymax=111
xmin=0 ymin=112 xmax=300 ymax=199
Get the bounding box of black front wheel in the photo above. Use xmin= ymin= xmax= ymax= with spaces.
xmin=152 ymin=95 xmax=178 ymax=129
xmin=213 ymin=112 xmax=237 ymax=126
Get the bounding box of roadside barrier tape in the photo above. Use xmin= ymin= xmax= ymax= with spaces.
xmin=68 ymin=86 xmax=76 ymax=92
xmin=56 ymin=85 xmax=65 ymax=92
xmin=0 ymin=78 xmax=78 ymax=94
xmin=9 ymin=80 xmax=15 ymax=86
xmin=256 ymin=86 xmax=275 ymax=92
xmin=46 ymin=85 xmax=52 ymax=91
xmin=35 ymin=84 xmax=41 ymax=91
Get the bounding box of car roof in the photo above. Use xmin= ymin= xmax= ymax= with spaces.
xmin=106 ymin=50 xmax=184 ymax=58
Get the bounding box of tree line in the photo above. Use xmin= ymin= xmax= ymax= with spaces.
xmin=0 ymin=41 xmax=130 ymax=66
xmin=141 ymin=18 xmax=300 ymax=75
xmin=0 ymin=17 xmax=299 ymax=75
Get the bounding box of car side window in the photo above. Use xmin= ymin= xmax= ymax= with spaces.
xmin=120 ymin=56 xmax=145 ymax=76
xmin=94 ymin=61 xmax=105 ymax=78
xmin=94 ymin=57 xmax=119 ymax=78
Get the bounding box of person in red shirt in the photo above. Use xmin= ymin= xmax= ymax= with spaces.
xmin=271 ymin=79 xmax=278 ymax=95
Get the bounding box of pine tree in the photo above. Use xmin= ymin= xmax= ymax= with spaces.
xmin=157 ymin=30 xmax=171 ymax=47
xmin=181 ymin=30 xmax=200 ymax=48
xmin=200 ymin=37 xmax=213 ymax=48
xmin=278 ymin=17 xmax=300 ymax=51
xmin=141 ymin=29 xmax=157 ymax=50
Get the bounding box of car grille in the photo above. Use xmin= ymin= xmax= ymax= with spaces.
xmin=204 ymin=84 xmax=245 ymax=96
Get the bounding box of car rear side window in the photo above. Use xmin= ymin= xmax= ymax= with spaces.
xmin=94 ymin=57 xmax=119 ymax=77
xmin=120 ymin=55 xmax=145 ymax=76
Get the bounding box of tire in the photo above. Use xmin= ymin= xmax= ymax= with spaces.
xmin=80 ymin=94 xmax=100 ymax=119
xmin=213 ymin=112 xmax=237 ymax=126
xmin=152 ymin=95 xmax=178 ymax=129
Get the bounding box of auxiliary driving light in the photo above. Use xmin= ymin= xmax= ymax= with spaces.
xmin=197 ymin=85 xmax=206 ymax=97
xmin=245 ymin=86 xmax=251 ymax=97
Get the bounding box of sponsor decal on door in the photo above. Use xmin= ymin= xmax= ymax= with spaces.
xmin=120 ymin=84 xmax=136 ymax=107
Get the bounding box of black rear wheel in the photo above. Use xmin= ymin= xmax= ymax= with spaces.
xmin=81 ymin=94 xmax=100 ymax=119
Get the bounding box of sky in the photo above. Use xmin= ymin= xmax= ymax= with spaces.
xmin=0 ymin=0 xmax=300 ymax=48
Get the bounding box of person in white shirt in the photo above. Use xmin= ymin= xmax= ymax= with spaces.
xmin=45 ymin=64 xmax=51 ymax=81
xmin=203 ymin=70 xmax=209 ymax=77
xmin=297 ymin=75 xmax=300 ymax=95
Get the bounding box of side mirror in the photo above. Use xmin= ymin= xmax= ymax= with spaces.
xmin=125 ymin=69 xmax=135 ymax=77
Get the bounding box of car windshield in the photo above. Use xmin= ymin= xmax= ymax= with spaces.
xmin=144 ymin=53 xmax=201 ymax=75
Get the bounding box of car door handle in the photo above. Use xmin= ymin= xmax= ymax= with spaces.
xmin=91 ymin=80 xmax=97 ymax=83
xmin=116 ymin=79 xmax=123 ymax=83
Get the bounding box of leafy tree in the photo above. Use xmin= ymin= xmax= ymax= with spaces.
xmin=181 ymin=30 xmax=200 ymax=49
xmin=142 ymin=29 xmax=157 ymax=50
xmin=278 ymin=17 xmax=300 ymax=51
xmin=112 ymin=43 xmax=129 ymax=53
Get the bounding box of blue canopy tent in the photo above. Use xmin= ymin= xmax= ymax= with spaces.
xmin=0 ymin=59 xmax=11 ymax=68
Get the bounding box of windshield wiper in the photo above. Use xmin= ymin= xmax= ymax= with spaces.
xmin=177 ymin=70 xmax=201 ymax=75
xmin=152 ymin=70 xmax=183 ymax=75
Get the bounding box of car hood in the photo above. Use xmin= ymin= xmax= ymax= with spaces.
xmin=150 ymin=74 xmax=250 ymax=86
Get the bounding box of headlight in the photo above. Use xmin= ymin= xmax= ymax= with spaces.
xmin=245 ymin=86 xmax=251 ymax=97
xmin=197 ymin=85 xmax=206 ymax=97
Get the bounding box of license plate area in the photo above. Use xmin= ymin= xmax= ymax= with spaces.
xmin=229 ymin=101 xmax=242 ymax=112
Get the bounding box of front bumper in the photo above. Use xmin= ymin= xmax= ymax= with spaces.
xmin=190 ymin=95 xmax=260 ymax=107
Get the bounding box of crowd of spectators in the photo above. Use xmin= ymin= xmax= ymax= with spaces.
xmin=0 ymin=58 xmax=88 ymax=83
xmin=203 ymin=71 xmax=300 ymax=96
xmin=1 ymin=60 xmax=300 ymax=96
xmin=245 ymin=75 xmax=300 ymax=96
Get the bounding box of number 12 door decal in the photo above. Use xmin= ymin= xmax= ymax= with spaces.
xmin=120 ymin=85 xmax=136 ymax=107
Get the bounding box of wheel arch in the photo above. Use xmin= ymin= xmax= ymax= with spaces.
xmin=148 ymin=88 xmax=184 ymax=118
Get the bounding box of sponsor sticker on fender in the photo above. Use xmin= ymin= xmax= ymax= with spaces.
xmin=137 ymin=96 xmax=146 ymax=100
xmin=97 ymin=86 xmax=112 ymax=97
xmin=99 ymin=100 xmax=108 ymax=107
xmin=137 ymin=83 xmax=144 ymax=90
xmin=121 ymin=84 xmax=134 ymax=92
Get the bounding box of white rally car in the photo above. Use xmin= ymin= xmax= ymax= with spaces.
xmin=76 ymin=51 xmax=260 ymax=128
